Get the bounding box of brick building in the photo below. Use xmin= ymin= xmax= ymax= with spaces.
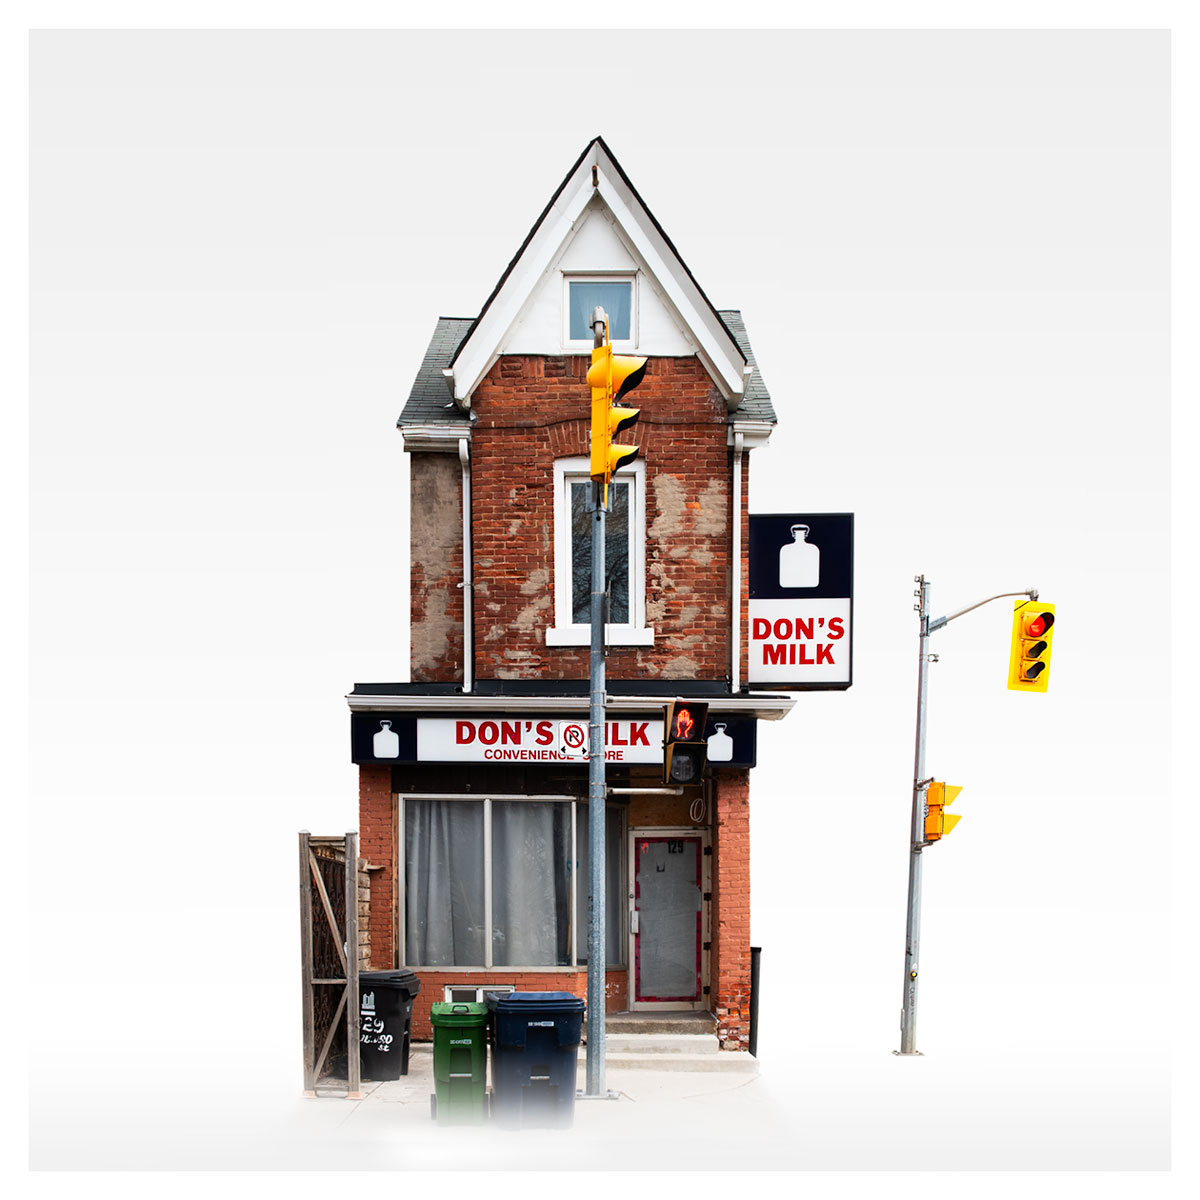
xmin=348 ymin=137 xmax=796 ymax=1051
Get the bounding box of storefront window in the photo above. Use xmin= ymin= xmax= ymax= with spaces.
xmin=401 ymin=796 xmax=624 ymax=969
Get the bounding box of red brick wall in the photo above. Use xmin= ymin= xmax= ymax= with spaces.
xmin=429 ymin=354 xmax=736 ymax=683
xmin=407 ymin=969 xmax=626 ymax=1043
xmin=358 ymin=766 xmax=396 ymax=969
xmin=712 ymin=768 xmax=752 ymax=1049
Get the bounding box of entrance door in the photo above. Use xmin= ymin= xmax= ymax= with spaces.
xmin=630 ymin=832 xmax=707 ymax=1009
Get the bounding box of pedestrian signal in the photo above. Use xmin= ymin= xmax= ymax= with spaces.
xmin=924 ymin=781 xmax=962 ymax=842
xmin=662 ymin=699 xmax=709 ymax=785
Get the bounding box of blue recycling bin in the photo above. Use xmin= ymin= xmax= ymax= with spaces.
xmin=486 ymin=991 xmax=585 ymax=1129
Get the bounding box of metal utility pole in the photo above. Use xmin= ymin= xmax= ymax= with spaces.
xmin=897 ymin=576 xmax=1038 ymax=1056
xmin=585 ymin=306 xmax=608 ymax=1097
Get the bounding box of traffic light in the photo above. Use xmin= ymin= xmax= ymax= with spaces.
xmin=1007 ymin=601 xmax=1056 ymax=692
xmin=924 ymin=781 xmax=962 ymax=842
xmin=662 ymin=699 xmax=709 ymax=785
xmin=588 ymin=338 xmax=646 ymax=502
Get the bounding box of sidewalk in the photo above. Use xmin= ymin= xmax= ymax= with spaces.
xmin=292 ymin=1045 xmax=792 ymax=1170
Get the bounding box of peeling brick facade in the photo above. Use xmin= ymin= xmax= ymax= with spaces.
xmin=410 ymin=354 xmax=750 ymax=685
xmin=361 ymin=348 xmax=763 ymax=1052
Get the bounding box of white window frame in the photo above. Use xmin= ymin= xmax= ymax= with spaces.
xmin=546 ymin=456 xmax=653 ymax=647
xmin=562 ymin=273 xmax=638 ymax=350
xmin=443 ymin=983 xmax=514 ymax=1003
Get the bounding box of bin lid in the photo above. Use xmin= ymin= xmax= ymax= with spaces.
xmin=486 ymin=990 xmax=584 ymax=1012
xmin=360 ymin=969 xmax=421 ymax=993
xmin=430 ymin=1001 xmax=489 ymax=1027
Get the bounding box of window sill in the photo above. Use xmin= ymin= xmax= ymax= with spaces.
xmin=545 ymin=625 xmax=655 ymax=647
xmin=400 ymin=964 xmax=627 ymax=973
xmin=562 ymin=339 xmax=638 ymax=354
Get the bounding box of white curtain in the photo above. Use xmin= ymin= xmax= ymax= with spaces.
xmin=491 ymin=802 xmax=571 ymax=966
xmin=404 ymin=799 xmax=485 ymax=965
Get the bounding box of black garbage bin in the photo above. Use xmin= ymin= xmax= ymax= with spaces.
xmin=486 ymin=991 xmax=585 ymax=1129
xmin=358 ymin=969 xmax=421 ymax=1081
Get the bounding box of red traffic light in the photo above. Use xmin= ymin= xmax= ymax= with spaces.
xmin=1025 ymin=612 xmax=1055 ymax=638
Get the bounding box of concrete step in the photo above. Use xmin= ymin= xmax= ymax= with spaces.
xmin=600 ymin=1051 xmax=758 ymax=1074
xmin=604 ymin=1033 xmax=719 ymax=1055
xmin=604 ymin=1011 xmax=719 ymax=1037
xmin=579 ymin=1010 xmax=753 ymax=1072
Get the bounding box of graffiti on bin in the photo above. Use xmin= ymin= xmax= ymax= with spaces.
xmin=361 ymin=1016 xmax=394 ymax=1051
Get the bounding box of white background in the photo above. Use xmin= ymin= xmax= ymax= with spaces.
xmin=17 ymin=15 xmax=1194 ymax=1193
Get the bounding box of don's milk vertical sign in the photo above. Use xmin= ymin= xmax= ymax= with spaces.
xmin=748 ymin=514 xmax=853 ymax=689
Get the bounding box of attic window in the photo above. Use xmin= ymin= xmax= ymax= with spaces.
xmin=565 ymin=276 xmax=635 ymax=344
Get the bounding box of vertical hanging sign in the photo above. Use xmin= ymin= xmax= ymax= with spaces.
xmin=748 ymin=513 xmax=854 ymax=689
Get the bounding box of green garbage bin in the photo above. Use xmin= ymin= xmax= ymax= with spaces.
xmin=430 ymin=1002 xmax=489 ymax=1125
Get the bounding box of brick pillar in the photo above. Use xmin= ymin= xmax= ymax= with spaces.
xmin=358 ymin=766 xmax=395 ymax=969
xmin=712 ymin=768 xmax=752 ymax=1050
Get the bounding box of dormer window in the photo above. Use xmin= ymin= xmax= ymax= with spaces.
xmin=564 ymin=275 xmax=636 ymax=347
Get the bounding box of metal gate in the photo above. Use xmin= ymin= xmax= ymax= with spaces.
xmin=298 ymin=831 xmax=361 ymax=1098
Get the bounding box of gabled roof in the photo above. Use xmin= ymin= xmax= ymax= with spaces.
xmin=399 ymin=310 xmax=775 ymax=436
xmin=439 ymin=136 xmax=762 ymax=411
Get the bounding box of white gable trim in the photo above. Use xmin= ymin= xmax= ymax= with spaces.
xmin=447 ymin=141 xmax=747 ymax=409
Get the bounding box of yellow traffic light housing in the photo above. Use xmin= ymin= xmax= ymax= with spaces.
xmin=662 ymin=699 xmax=709 ymax=785
xmin=1007 ymin=601 xmax=1055 ymax=692
xmin=587 ymin=337 xmax=646 ymax=502
xmin=924 ymin=781 xmax=962 ymax=842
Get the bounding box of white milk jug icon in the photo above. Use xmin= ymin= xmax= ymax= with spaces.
xmin=373 ymin=721 xmax=399 ymax=758
xmin=779 ymin=524 xmax=820 ymax=588
xmin=707 ymin=723 xmax=733 ymax=763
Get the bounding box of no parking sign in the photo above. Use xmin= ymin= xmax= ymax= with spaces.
xmin=558 ymin=720 xmax=589 ymax=758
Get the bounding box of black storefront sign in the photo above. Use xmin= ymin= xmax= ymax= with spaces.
xmin=351 ymin=712 xmax=757 ymax=768
xmin=748 ymin=512 xmax=854 ymax=690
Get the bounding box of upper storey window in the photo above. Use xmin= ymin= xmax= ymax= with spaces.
xmin=564 ymin=276 xmax=636 ymax=347
xmin=546 ymin=456 xmax=653 ymax=647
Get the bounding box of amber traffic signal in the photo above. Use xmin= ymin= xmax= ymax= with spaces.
xmin=588 ymin=340 xmax=646 ymax=498
xmin=1007 ymin=601 xmax=1056 ymax=692
xmin=924 ymin=781 xmax=962 ymax=842
xmin=663 ymin=699 xmax=709 ymax=785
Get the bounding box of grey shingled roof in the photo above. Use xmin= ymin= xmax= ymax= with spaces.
xmin=397 ymin=317 xmax=475 ymax=429
xmin=719 ymin=310 xmax=776 ymax=424
xmin=398 ymin=312 xmax=774 ymax=429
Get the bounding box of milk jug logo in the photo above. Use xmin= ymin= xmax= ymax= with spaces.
xmin=707 ymin=723 xmax=733 ymax=762
xmin=373 ymin=720 xmax=400 ymax=758
xmin=779 ymin=524 xmax=820 ymax=588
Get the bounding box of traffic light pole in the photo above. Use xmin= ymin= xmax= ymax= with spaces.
xmin=897 ymin=576 xmax=1038 ymax=1056
xmin=898 ymin=575 xmax=933 ymax=1056
xmin=585 ymin=310 xmax=609 ymax=1099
